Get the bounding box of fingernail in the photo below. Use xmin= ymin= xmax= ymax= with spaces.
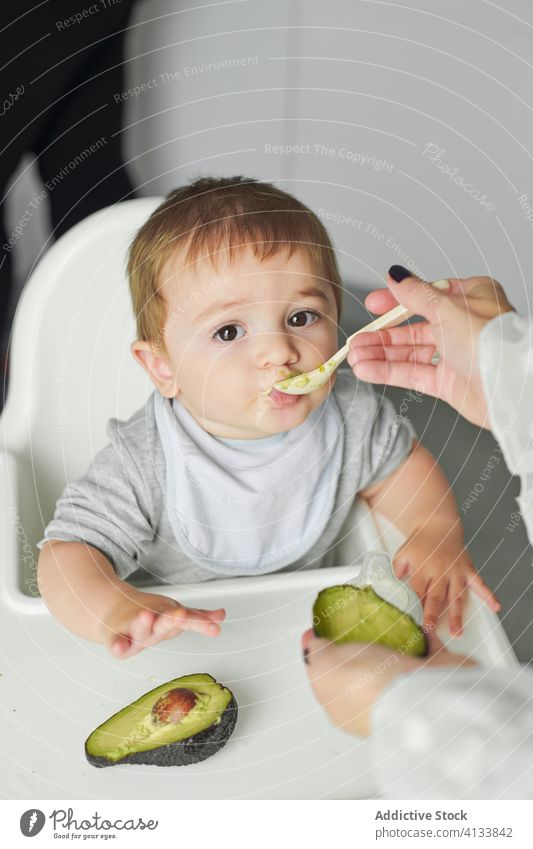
xmin=389 ymin=265 xmax=412 ymax=283
xmin=303 ymin=648 xmax=310 ymax=665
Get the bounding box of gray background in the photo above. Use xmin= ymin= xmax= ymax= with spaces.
xmin=5 ymin=0 xmax=533 ymax=660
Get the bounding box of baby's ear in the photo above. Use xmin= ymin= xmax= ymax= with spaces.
xmin=130 ymin=340 xmax=179 ymax=398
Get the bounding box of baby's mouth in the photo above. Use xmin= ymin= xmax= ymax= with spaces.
xmin=266 ymin=371 xmax=304 ymax=407
xmin=258 ymin=370 xmax=300 ymax=398
xmin=267 ymin=387 xmax=302 ymax=407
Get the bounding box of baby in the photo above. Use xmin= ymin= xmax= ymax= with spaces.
xmin=37 ymin=176 xmax=500 ymax=659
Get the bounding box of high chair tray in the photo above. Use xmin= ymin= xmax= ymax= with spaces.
xmin=0 ymin=562 xmax=517 ymax=800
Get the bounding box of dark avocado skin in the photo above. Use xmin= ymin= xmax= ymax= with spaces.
xmin=86 ymin=696 xmax=238 ymax=768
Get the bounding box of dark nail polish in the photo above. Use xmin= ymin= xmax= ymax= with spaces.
xmin=389 ymin=265 xmax=411 ymax=283
xmin=303 ymin=648 xmax=310 ymax=665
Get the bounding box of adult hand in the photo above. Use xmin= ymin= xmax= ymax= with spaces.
xmin=302 ymin=627 xmax=477 ymax=737
xmin=347 ymin=267 xmax=515 ymax=427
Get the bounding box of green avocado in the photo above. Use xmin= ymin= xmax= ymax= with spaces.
xmin=85 ymin=673 xmax=238 ymax=768
xmin=313 ymin=584 xmax=427 ymax=657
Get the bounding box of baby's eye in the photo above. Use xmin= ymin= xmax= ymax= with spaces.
xmin=288 ymin=310 xmax=319 ymax=328
xmin=213 ymin=324 xmax=245 ymax=342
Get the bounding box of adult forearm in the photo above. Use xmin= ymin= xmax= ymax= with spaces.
xmin=37 ymin=540 xmax=142 ymax=642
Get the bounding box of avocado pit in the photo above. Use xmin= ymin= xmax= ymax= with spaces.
xmin=151 ymin=687 xmax=198 ymax=725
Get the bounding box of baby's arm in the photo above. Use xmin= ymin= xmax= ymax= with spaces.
xmin=361 ymin=441 xmax=500 ymax=634
xmin=37 ymin=540 xmax=225 ymax=659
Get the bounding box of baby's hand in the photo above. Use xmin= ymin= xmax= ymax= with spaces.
xmin=393 ymin=525 xmax=501 ymax=636
xmin=101 ymin=591 xmax=225 ymax=659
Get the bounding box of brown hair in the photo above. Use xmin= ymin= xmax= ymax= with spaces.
xmin=127 ymin=176 xmax=342 ymax=358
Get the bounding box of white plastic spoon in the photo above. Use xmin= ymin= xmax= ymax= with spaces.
xmin=272 ymin=278 xmax=450 ymax=395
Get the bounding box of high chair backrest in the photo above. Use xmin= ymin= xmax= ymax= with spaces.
xmin=1 ymin=198 xmax=162 ymax=584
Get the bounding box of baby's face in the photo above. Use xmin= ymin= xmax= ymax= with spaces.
xmin=135 ymin=249 xmax=339 ymax=438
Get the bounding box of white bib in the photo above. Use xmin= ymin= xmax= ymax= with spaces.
xmin=153 ymin=390 xmax=344 ymax=575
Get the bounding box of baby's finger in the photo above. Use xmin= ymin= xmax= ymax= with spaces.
xmin=392 ymin=555 xmax=409 ymax=581
xmin=107 ymin=634 xmax=131 ymax=657
xmin=421 ymin=580 xmax=447 ymax=630
xmin=447 ymin=578 xmax=466 ymax=636
xmin=108 ymin=633 xmax=147 ymax=660
xmin=408 ymin=571 xmax=430 ymax=604
xmin=170 ymin=607 xmax=223 ymax=636
xmin=467 ymin=572 xmax=501 ymax=611
xmin=202 ymin=607 xmax=226 ymax=623
xmin=128 ymin=609 xmax=157 ymax=645
xmin=175 ymin=605 xmax=226 ymax=622
xmin=151 ymin=611 xmax=185 ymax=640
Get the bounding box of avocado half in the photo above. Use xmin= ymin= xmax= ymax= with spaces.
xmin=313 ymin=584 xmax=427 ymax=657
xmin=85 ymin=673 xmax=238 ymax=768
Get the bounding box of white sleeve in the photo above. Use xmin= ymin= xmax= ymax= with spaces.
xmin=478 ymin=312 xmax=533 ymax=544
xmin=369 ymin=665 xmax=533 ymax=799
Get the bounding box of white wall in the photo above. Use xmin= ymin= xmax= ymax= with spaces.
xmin=7 ymin=0 xmax=533 ymax=314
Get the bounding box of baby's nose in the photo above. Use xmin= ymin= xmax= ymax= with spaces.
xmin=254 ymin=331 xmax=299 ymax=368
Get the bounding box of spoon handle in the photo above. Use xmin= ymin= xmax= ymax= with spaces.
xmin=333 ymin=304 xmax=409 ymax=363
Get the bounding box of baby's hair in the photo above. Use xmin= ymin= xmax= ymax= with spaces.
xmin=127 ymin=176 xmax=342 ymax=357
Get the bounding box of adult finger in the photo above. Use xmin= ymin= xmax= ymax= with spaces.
xmin=301 ymin=631 xmax=335 ymax=667
xmin=365 ymin=287 xmax=401 ymax=315
xmin=349 ymin=342 xmax=437 ymax=366
xmin=457 ymin=277 xmax=515 ymax=315
xmin=385 ymin=273 xmax=452 ymax=324
xmin=362 ymin=274 xmax=502 ymax=324
xmin=352 ymin=358 xmax=441 ymax=396
xmin=351 ymin=321 xmax=436 ymax=349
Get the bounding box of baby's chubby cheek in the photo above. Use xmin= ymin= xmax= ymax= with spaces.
xmin=183 ymin=356 xmax=249 ymax=413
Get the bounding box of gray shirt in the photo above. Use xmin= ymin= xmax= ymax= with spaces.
xmin=37 ymin=369 xmax=415 ymax=585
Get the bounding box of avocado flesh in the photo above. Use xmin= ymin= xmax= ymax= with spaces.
xmin=85 ymin=673 xmax=237 ymax=767
xmin=313 ymin=585 xmax=427 ymax=657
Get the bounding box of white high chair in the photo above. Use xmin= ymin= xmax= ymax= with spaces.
xmin=0 ymin=200 xmax=518 ymax=800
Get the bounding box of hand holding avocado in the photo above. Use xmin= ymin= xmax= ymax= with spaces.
xmin=101 ymin=591 xmax=226 ymax=659
xmin=313 ymin=584 xmax=427 ymax=656
xmin=302 ymin=627 xmax=476 ymax=737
